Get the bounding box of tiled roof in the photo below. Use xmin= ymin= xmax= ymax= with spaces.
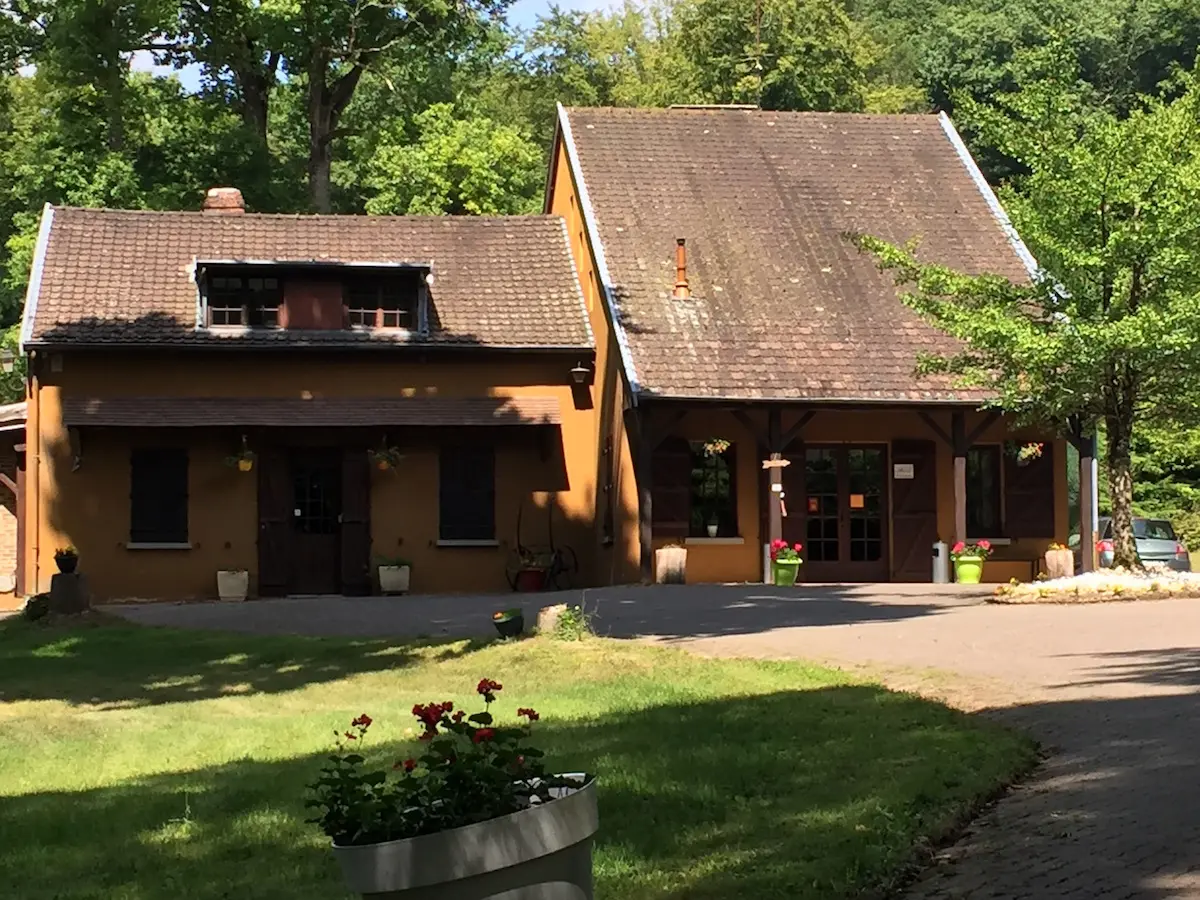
xmin=562 ymin=107 xmax=1031 ymax=401
xmin=61 ymin=396 xmax=561 ymax=427
xmin=27 ymin=209 xmax=592 ymax=349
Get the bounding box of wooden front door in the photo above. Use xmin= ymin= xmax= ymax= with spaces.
xmin=287 ymin=449 xmax=342 ymax=595
xmin=797 ymin=445 xmax=889 ymax=582
xmin=891 ymin=440 xmax=938 ymax=581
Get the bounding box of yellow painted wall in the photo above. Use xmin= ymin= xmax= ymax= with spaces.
xmin=26 ymin=351 xmax=600 ymax=599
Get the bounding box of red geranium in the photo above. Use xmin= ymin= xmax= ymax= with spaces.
xmin=770 ymin=539 xmax=803 ymax=562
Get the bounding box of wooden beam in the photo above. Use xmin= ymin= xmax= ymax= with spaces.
xmin=644 ymin=408 xmax=685 ymax=450
xmin=767 ymin=409 xmax=783 ymax=554
xmin=952 ymin=410 xmax=967 ymax=544
xmin=779 ymin=410 xmax=816 ymax=452
xmin=966 ymin=409 xmax=1001 ymax=445
xmin=0 ymin=472 xmax=15 ymax=494
xmin=918 ymin=410 xmax=953 ymax=448
xmin=731 ymin=408 xmax=766 ymax=444
xmin=624 ymin=407 xmax=655 ymax=583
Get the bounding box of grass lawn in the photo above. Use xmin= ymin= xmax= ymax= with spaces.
xmin=0 ymin=616 xmax=1037 ymax=899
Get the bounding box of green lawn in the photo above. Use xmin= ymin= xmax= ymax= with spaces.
xmin=0 ymin=616 xmax=1037 ymax=900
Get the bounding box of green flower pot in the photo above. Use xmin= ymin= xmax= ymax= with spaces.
xmin=772 ymin=559 xmax=802 ymax=586
xmin=954 ymin=555 xmax=984 ymax=585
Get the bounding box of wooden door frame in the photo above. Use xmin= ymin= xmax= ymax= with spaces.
xmin=800 ymin=443 xmax=890 ymax=583
xmin=285 ymin=447 xmax=344 ymax=596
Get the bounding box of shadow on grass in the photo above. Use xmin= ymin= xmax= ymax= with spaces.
xmin=0 ymin=687 xmax=1036 ymax=900
xmin=0 ymin=616 xmax=492 ymax=708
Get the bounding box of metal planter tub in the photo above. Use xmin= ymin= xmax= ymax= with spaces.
xmin=332 ymin=775 xmax=597 ymax=900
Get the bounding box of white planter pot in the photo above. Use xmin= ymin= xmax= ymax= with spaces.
xmin=706 ymin=523 xmax=718 ymax=538
xmin=333 ymin=774 xmax=596 ymax=899
xmin=216 ymin=570 xmax=249 ymax=602
xmin=378 ymin=565 xmax=411 ymax=595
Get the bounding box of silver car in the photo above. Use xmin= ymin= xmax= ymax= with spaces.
xmin=1074 ymin=517 xmax=1191 ymax=572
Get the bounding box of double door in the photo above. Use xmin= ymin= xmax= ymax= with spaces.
xmin=784 ymin=445 xmax=888 ymax=582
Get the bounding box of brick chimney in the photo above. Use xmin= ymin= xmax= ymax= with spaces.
xmin=673 ymin=238 xmax=691 ymax=299
xmin=202 ymin=187 xmax=245 ymax=215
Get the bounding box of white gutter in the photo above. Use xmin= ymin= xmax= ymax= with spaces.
xmin=19 ymin=204 xmax=54 ymax=352
xmin=555 ymin=103 xmax=642 ymax=399
xmin=936 ymin=112 xmax=1041 ymax=280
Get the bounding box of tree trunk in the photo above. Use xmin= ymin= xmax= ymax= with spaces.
xmin=1105 ymin=412 xmax=1139 ymax=569
xmin=307 ymin=88 xmax=334 ymax=214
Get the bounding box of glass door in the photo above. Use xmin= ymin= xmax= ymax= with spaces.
xmin=802 ymin=446 xmax=889 ymax=581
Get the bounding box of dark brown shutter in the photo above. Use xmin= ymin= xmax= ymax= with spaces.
xmin=651 ymin=437 xmax=691 ymax=538
xmin=892 ymin=440 xmax=939 ymax=581
xmin=340 ymin=448 xmax=372 ymax=596
xmin=1004 ymin=441 xmax=1056 ymax=538
xmin=257 ymin=448 xmax=291 ymax=597
xmin=781 ymin=443 xmax=806 ymax=546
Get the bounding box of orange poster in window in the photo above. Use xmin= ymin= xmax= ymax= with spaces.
xmin=849 ymin=494 xmax=865 ymax=509
xmin=807 ymin=497 xmax=819 ymax=513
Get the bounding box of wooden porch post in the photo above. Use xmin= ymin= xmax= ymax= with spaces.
xmin=1079 ymin=432 xmax=1097 ymax=572
xmin=767 ymin=408 xmax=783 ymax=546
xmin=952 ymin=411 xmax=968 ymax=545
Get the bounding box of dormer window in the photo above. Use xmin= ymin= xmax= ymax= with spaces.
xmin=207 ymin=274 xmax=281 ymax=328
xmin=346 ymin=273 xmax=420 ymax=331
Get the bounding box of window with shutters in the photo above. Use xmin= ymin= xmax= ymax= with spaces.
xmin=206 ymin=274 xmax=281 ymax=327
xmin=130 ymin=449 xmax=188 ymax=543
xmin=439 ymin=445 xmax=495 ymax=541
xmin=689 ymin=442 xmax=737 ymax=537
xmin=966 ymin=446 xmax=1002 ymax=538
xmin=345 ymin=272 xmax=421 ymax=330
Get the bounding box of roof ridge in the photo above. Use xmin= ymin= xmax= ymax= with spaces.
xmin=51 ymin=206 xmax=565 ymax=224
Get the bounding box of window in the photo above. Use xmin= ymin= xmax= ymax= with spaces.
xmin=346 ymin=276 xmax=419 ymax=330
xmin=688 ymin=441 xmax=736 ymax=537
xmin=439 ymin=445 xmax=495 ymax=541
xmin=1134 ymin=519 xmax=1176 ymax=540
xmin=207 ymin=274 xmax=281 ymax=327
xmin=130 ymin=449 xmax=188 ymax=543
xmin=966 ymin=446 xmax=1001 ymax=538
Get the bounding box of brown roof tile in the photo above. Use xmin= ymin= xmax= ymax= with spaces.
xmin=563 ymin=107 xmax=1031 ymax=401
xmin=61 ymin=396 xmax=561 ymax=427
xmin=28 ymin=210 xmax=591 ymax=349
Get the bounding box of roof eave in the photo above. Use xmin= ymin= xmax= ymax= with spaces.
xmin=19 ymin=204 xmax=55 ymax=353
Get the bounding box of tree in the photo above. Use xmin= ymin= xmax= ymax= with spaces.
xmin=855 ymin=56 xmax=1200 ymax=568
xmin=364 ymin=103 xmax=541 ymax=215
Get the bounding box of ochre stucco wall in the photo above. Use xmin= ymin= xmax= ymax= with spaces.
xmin=26 ymin=352 xmax=600 ymax=600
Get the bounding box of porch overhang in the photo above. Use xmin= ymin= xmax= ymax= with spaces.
xmin=60 ymin=396 xmax=561 ymax=428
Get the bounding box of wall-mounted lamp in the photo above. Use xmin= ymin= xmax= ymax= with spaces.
xmin=570 ymin=362 xmax=591 ymax=385
xmin=0 ymin=346 xmax=15 ymax=374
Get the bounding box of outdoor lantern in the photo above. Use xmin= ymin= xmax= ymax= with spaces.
xmin=570 ymin=362 xmax=591 ymax=385
xmin=0 ymin=346 xmax=14 ymax=374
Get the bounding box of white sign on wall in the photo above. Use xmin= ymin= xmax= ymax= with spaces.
xmin=893 ymin=463 xmax=915 ymax=480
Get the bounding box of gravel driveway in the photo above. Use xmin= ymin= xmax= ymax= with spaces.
xmin=106 ymin=583 xmax=1200 ymax=898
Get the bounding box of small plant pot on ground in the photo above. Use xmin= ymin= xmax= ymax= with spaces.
xmin=954 ymin=555 xmax=985 ymax=584
xmin=377 ymin=565 xmax=411 ymax=595
xmin=772 ymin=559 xmax=802 ymax=586
xmin=493 ymin=608 xmax=525 ymax=638
xmin=216 ymin=569 xmax=249 ymax=602
xmin=333 ymin=775 xmax=597 ymax=900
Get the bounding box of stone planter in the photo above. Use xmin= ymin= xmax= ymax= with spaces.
xmin=378 ymin=565 xmax=411 ymax=595
xmin=216 ymin=569 xmax=249 ymax=602
xmin=1044 ymin=548 xmax=1073 ymax=580
xmin=654 ymin=546 xmax=687 ymax=584
xmin=771 ymin=559 xmax=801 ymax=586
xmin=953 ymin=555 xmax=984 ymax=585
xmin=333 ymin=775 xmax=597 ymax=900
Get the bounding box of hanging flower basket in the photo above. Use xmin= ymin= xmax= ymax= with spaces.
xmin=225 ymin=435 xmax=255 ymax=472
xmin=702 ymin=437 xmax=730 ymax=457
xmin=1005 ymin=441 xmax=1044 ymax=467
xmin=368 ymin=446 xmax=403 ymax=471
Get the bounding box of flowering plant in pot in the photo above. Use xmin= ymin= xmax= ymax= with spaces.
xmin=54 ymin=546 xmax=79 ymax=574
xmin=492 ymin=607 xmax=525 ymax=637
xmin=950 ymin=540 xmax=992 ymax=584
xmin=769 ymin=539 xmax=804 ymax=586
xmin=307 ymin=679 xmax=596 ymax=899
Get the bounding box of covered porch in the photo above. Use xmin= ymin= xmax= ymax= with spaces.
xmin=625 ymin=401 xmax=1078 ymax=585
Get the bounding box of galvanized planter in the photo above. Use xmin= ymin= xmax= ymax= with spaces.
xmin=332 ymin=775 xmax=597 ymax=900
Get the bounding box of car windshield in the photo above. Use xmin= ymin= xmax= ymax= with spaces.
xmin=1134 ymin=519 xmax=1176 ymax=540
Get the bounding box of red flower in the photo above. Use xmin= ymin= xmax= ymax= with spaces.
xmin=351 ymin=714 xmax=372 ymax=729
xmin=412 ymin=702 xmax=453 ymax=728
xmin=344 ymin=731 xmax=357 ymax=740
xmin=951 ymin=541 xmax=966 ymax=553
xmin=516 ymin=755 xmax=525 ymax=767
xmin=452 ymin=710 xmax=465 ymax=723
xmin=770 ymin=539 xmax=787 ymax=551
xmin=418 ymin=729 xmax=436 ymax=741
xmin=477 ymin=678 xmax=503 ymax=702
xmin=517 ymin=707 xmax=540 ymax=722
xmin=402 ymin=758 xmax=417 ymax=772
xmin=473 ymin=728 xmax=495 ymax=743
xmin=977 ymin=540 xmax=992 ymax=551
xmin=793 ymin=543 xmax=803 ymax=552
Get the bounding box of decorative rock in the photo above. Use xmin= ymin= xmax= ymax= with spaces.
xmin=537 ymin=603 xmax=568 ymax=635
xmin=654 ymin=546 xmax=687 ymax=584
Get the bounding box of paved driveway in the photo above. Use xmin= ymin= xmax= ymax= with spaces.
xmin=106 ymin=584 xmax=1200 ymax=898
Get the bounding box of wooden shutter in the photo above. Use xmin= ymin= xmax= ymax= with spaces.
xmin=439 ymin=446 xmax=496 ymax=541
xmin=1004 ymin=442 xmax=1056 ymax=538
xmin=257 ymin=448 xmax=291 ymax=597
xmin=340 ymin=448 xmax=372 ymax=596
xmin=130 ymin=449 xmax=188 ymax=543
xmin=651 ymin=437 xmax=691 ymax=538
xmin=891 ymin=440 xmax=939 ymax=581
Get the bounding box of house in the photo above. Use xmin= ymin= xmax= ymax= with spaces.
xmin=543 ymin=106 xmax=1070 ymax=585
xmin=18 ymin=197 xmax=597 ymax=600
xmin=17 ymin=107 xmax=1073 ymax=601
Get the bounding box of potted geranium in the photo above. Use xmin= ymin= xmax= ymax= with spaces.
xmin=375 ymin=555 xmax=412 ymax=594
xmin=308 ymin=679 xmax=597 ymax=900
xmin=769 ymin=539 xmax=803 ymax=586
xmin=951 ymin=540 xmax=992 ymax=584
xmin=54 ymin=546 xmax=79 ymax=574
xmin=492 ymin=607 xmax=525 ymax=637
